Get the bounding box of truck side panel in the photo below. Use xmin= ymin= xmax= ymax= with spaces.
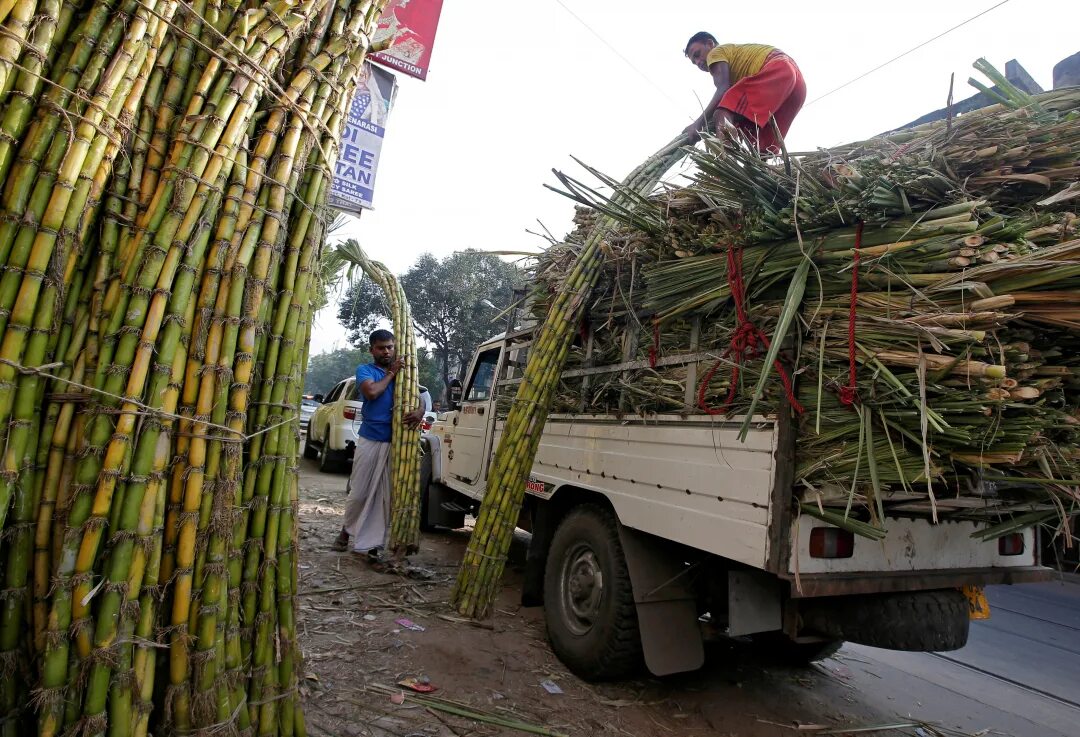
xmin=526 ymin=415 xmax=779 ymax=570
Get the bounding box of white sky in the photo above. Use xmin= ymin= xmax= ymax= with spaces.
xmin=309 ymin=0 xmax=1078 ymax=354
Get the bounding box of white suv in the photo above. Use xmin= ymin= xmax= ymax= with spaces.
xmin=303 ymin=377 xmax=363 ymax=472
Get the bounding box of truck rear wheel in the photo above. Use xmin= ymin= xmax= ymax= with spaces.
xmin=802 ymin=589 xmax=969 ymax=652
xmin=543 ymin=505 xmax=642 ymax=681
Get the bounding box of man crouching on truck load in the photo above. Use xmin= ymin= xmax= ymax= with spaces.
xmin=682 ymin=32 xmax=806 ymax=154
xmin=332 ymin=329 xmax=424 ymax=557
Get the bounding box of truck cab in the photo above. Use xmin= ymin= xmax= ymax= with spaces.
xmin=421 ymin=329 xmax=1050 ymax=681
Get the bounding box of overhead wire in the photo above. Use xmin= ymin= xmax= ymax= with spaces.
xmin=550 ymin=0 xmax=685 ymax=109
xmin=805 ymin=0 xmax=1014 ymax=107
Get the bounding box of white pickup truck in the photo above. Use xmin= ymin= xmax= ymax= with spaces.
xmin=421 ymin=327 xmax=1049 ymax=680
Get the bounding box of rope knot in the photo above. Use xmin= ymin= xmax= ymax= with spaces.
xmin=697 ymin=243 xmax=804 ymax=416
xmin=729 ymin=321 xmax=760 ymax=357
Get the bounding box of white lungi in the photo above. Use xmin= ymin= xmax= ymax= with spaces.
xmin=343 ymin=436 xmax=391 ymax=552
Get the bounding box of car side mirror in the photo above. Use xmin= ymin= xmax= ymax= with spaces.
xmin=448 ymin=378 xmax=463 ymax=410
xmin=313 ymin=394 xmax=324 ymax=403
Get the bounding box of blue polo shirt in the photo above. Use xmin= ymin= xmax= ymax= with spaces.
xmin=356 ymin=363 xmax=394 ymax=442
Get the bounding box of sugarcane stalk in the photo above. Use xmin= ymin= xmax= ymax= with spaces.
xmin=453 ymin=139 xmax=687 ymax=618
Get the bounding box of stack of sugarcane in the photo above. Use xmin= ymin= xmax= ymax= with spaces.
xmin=458 ymin=62 xmax=1080 ymax=618
xmin=323 ymin=239 xmax=423 ymax=555
xmin=0 ymin=0 xmax=392 ymax=734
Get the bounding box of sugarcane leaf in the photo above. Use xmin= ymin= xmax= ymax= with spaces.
xmin=879 ymin=407 xmax=914 ymax=495
xmin=845 ymin=405 xmax=866 ymax=520
xmin=815 ymin=319 xmax=828 ymax=435
xmin=863 ymin=405 xmax=886 ymax=526
xmin=967 ymin=77 xmax=1012 ymax=108
xmin=971 ymin=509 xmax=1059 ymax=540
xmin=799 ymin=502 xmax=887 ymax=540
xmin=738 ymin=256 xmax=810 ymax=440
xmin=916 ymin=343 xmax=939 ymax=523
xmin=972 ymin=58 xmax=1046 ymax=115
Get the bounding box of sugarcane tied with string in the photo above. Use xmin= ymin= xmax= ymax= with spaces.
xmin=332 ymin=328 xmax=426 ymax=558
xmin=320 ymin=239 xmax=426 ymax=556
xmin=0 ymin=0 xmax=396 ymax=733
xmin=441 ymin=64 xmax=1076 ymax=679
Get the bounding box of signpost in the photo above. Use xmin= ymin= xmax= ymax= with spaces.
xmin=370 ymin=0 xmax=445 ymax=81
xmin=328 ymin=62 xmax=397 ymax=213
xmin=329 ymin=1 xmax=444 ymax=213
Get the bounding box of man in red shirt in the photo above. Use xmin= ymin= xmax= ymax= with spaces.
xmin=682 ymin=32 xmax=806 ymax=154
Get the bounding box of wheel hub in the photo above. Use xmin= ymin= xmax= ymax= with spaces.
xmin=561 ymin=545 xmax=603 ymax=635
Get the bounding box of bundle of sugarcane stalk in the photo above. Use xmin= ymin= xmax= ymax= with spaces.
xmin=543 ymin=66 xmax=1078 ymax=535
xmin=450 ymin=138 xmax=689 ymax=619
xmin=457 ymin=63 xmax=1080 ymax=620
xmin=0 ymin=0 xmax=392 ymax=734
xmin=322 ymin=240 xmax=423 ymax=555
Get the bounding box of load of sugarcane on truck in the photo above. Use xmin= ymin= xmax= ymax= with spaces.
xmin=429 ymin=59 xmax=1079 ymax=680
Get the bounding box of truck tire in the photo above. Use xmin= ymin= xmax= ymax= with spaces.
xmin=543 ymin=505 xmax=642 ymax=681
xmin=418 ymin=448 xmax=435 ymax=533
xmin=303 ymin=423 xmax=318 ymax=459
xmin=803 ymin=589 xmax=969 ymax=652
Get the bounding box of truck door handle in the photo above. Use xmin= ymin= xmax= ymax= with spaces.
xmin=477 ymin=407 xmax=485 ymax=416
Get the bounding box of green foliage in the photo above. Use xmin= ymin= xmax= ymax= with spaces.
xmin=415 ymin=347 xmax=442 ymax=401
xmin=338 ymin=249 xmax=523 ymax=392
xmin=303 ymin=347 xmax=370 ymax=396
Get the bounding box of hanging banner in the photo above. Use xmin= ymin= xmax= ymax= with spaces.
xmin=369 ymin=0 xmax=445 ymax=81
xmin=329 ymin=62 xmax=397 ymax=213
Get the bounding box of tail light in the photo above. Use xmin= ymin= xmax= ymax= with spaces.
xmin=421 ymin=420 xmax=432 ymax=431
xmin=998 ymin=533 xmax=1025 ymax=556
xmin=809 ymin=527 xmax=854 ymax=559
xmin=343 ymin=407 xmax=356 ymax=420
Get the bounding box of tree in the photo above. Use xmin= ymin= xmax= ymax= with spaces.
xmin=304 ymin=348 xmax=370 ymax=396
xmin=338 ymin=250 xmax=523 ymax=395
xmin=415 ymin=347 xmax=442 ymax=401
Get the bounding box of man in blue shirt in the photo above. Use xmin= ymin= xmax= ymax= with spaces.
xmin=333 ymin=329 xmax=424 ymax=555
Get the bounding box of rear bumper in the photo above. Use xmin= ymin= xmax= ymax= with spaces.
xmin=329 ymin=422 xmax=360 ymax=452
xmin=782 ymin=565 xmax=1053 ymax=598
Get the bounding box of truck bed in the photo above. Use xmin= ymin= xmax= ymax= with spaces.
xmin=435 ymin=411 xmax=1044 ymax=591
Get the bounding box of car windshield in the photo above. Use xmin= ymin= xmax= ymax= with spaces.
xmin=301 ymin=399 xmax=318 ymax=408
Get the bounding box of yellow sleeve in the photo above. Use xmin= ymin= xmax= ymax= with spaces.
xmin=705 ymin=45 xmax=732 ymax=69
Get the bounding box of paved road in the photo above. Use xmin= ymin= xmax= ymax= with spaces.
xmin=834 ymin=578 xmax=1080 ymax=737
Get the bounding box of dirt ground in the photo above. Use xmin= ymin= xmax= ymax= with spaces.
xmin=294 ymin=458 xmax=945 ymax=737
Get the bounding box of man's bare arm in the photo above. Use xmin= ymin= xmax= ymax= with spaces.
xmin=684 ymin=61 xmax=732 ymax=141
xmin=359 ymin=358 xmax=402 ymax=401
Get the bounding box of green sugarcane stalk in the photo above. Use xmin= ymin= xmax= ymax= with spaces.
xmin=453 ymin=139 xmax=687 ymax=618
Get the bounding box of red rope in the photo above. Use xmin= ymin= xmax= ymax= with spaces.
xmin=839 ymin=222 xmax=864 ymax=406
xmin=698 ymin=243 xmax=804 ymax=416
xmin=648 ymin=320 xmax=660 ymax=368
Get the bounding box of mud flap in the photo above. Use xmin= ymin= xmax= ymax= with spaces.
xmin=616 ymin=523 xmax=704 ymax=676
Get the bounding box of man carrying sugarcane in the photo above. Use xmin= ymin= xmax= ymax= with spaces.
xmin=333 ymin=329 xmax=425 ymax=556
xmin=682 ymin=32 xmax=806 ymax=154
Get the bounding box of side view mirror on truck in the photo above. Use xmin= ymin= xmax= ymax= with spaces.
xmin=448 ymin=378 xmax=462 ymax=409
